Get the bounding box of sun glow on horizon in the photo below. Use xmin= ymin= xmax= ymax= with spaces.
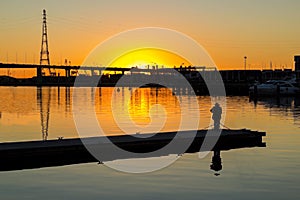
xmin=109 ymin=48 xmax=192 ymax=68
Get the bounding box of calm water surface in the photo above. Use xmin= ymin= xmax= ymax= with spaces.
xmin=0 ymin=87 xmax=300 ymax=200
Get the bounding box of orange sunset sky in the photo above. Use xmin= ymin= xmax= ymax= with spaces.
xmin=1 ymin=0 xmax=300 ymax=70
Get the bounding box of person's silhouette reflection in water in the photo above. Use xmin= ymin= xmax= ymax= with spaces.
xmin=210 ymin=150 xmax=222 ymax=176
xmin=210 ymin=103 xmax=222 ymax=129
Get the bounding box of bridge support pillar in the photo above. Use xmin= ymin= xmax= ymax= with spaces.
xmin=65 ymin=68 xmax=70 ymax=78
xmin=36 ymin=66 xmax=43 ymax=85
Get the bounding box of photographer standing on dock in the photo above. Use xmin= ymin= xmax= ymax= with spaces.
xmin=210 ymin=103 xmax=222 ymax=129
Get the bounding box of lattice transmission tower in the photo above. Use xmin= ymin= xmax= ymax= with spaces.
xmin=40 ymin=9 xmax=50 ymax=65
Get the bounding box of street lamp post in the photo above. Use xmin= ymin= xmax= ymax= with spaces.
xmin=244 ymin=56 xmax=247 ymax=71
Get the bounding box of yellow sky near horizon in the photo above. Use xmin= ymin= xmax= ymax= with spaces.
xmin=110 ymin=48 xmax=192 ymax=68
xmin=1 ymin=0 xmax=300 ymax=72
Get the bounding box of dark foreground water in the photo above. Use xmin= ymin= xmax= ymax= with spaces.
xmin=0 ymin=87 xmax=299 ymax=200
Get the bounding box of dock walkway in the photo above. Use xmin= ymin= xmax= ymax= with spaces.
xmin=0 ymin=129 xmax=265 ymax=171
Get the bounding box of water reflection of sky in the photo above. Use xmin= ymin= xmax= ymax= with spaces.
xmin=0 ymin=87 xmax=300 ymax=199
xmin=0 ymin=87 xmax=300 ymax=140
xmin=250 ymin=97 xmax=300 ymax=127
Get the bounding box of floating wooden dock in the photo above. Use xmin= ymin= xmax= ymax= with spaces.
xmin=0 ymin=129 xmax=265 ymax=171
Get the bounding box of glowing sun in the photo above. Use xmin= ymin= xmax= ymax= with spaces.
xmin=109 ymin=48 xmax=192 ymax=68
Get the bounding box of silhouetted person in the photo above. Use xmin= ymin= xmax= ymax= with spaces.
xmin=210 ymin=103 xmax=222 ymax=129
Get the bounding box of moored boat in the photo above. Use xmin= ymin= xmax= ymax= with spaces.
xmin=249 ymin=78 xmax=300 ymax=96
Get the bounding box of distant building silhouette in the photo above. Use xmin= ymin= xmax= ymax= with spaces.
xmin=295 ymin=56 xmax=300 ymax=80
xmin=295 ymin=56 xmax=300 ymax=72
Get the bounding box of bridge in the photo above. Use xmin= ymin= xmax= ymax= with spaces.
xmin=0 ymin=63 xmax=133 ymax=77
xmin=0 ymin=63 xmax=213 ymax=79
